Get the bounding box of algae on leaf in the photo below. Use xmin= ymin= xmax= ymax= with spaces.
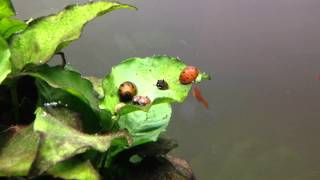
xmin=31 ymin=107 xmax=131 ymax=175
xmin=0 ymin=125 xmax=40 ymax=176
xmin=9 ymin=1 xmax=136 ymax=71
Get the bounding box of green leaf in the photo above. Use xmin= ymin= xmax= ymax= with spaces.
xmin=118 ymin=103 xmax=172 ymax=146
xmin=0 ymin=125 xmax=40 ymax=176
xmin=29 ymin=66 xmax=95 ymax=105
xmin=85 ymin=76 xmax=104 ymax=98
xmin=9 ymin=1 xmax=135 ymax=71
xmin=27 ymin=65 xmax=111 ymax=131
xmin=0 ymin=0 xmax=15 ymax=19
xmin=31 ymin=107 xmax=131 ymax=175
xmin=47 ymin=158 xmax=100 ymax=180
xmin=0 ymin=35 xmax=11 ymax=85
xmin=0 ymin=18 xmax=27 ymax=39
xmin=36 ymin=79 xmax=105 ymax=133
xmin=105 ymin=103 xmax=172 ymax=167
xmin=100 ymin=56 xmax=191 ymax=114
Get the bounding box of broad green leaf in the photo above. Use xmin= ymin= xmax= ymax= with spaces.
xmin=35 ymin=80 xmax=111 ymax=132
xmin=100 ymin=56 xmax=191 ymax=114
xmin=0 ymin=36 xmax=11 ymax=84
xmin=0 ymin=18 xmax=27 ymax=39
xmin=27 ymin=65 xmax=111 ymax=131
xmin=9 ymin=1 xmax=135 ymax=71
xmin=118 ymin=103 xmax=172 ymax=146
xmin=0 ymin=0 xmax=15 ymax=19
xmin=47 ymin=158 xmax=100 ymax=180
xmin=31 ymin=107 xmax=131 ymax=175
xmin=0 ymin=125 xmax=40 ymax=176
xmin=104 ymin=103 xmax=172 ymax=167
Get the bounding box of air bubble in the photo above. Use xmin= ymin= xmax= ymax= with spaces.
xmin=44 ymin=102 xmax=59 ymax=107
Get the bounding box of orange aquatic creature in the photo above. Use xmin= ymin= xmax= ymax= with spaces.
xmin=192 ymin=85 xmax=209 ymax=109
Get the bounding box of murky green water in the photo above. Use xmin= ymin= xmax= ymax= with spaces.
xmin=14 ymin=0 xmax=320 ymax=179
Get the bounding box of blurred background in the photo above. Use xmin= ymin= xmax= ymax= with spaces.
xmin=13 ymin=0 xmax=320 ymax=179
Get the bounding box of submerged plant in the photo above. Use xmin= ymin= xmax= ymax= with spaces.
xmin=0 ymin=0 xmax=209 ymax=179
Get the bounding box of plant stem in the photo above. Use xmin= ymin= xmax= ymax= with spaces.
xmin=99 ymin=152 xmax=108 ymax=170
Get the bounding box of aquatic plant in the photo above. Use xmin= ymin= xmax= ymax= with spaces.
xmin=0 ymin=0 xmax=209 ymax=179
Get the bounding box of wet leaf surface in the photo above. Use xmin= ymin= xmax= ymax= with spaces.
xmin=9 ymin=1 xmax=135 ymax=70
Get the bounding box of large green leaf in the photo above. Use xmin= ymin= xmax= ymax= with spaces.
xmin=28 ymin=65 xmax=111 ymax=131
xmin=9 ymin=1 xmax=135 ymax=71
xmin=105 ymin=103 xmax=172 ymax=167
xmin=100 ymin=55 xmax=211 ymax=164
xmin=118 ymin=103 xmax=172 ymax=146
xmin=100 ymin=56 xmax=192 ymax=114
xmin=31 ymin=107 xmax=131 ymax=175
xmin=0 ymin=35 xmax=11 ymax=84
xmin=0 ymin=18 xmax=27 ymax=39
xmin=47 ymin=158 xmax=100 ymax=180
xmin=0 ymin=125 xmax=40 ymax=176
xmin=0 ymin=0 xmax=15 ymax=19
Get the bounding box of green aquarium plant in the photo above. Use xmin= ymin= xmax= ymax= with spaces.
xmin=0 ymin=0 xmax=209 ymax=179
